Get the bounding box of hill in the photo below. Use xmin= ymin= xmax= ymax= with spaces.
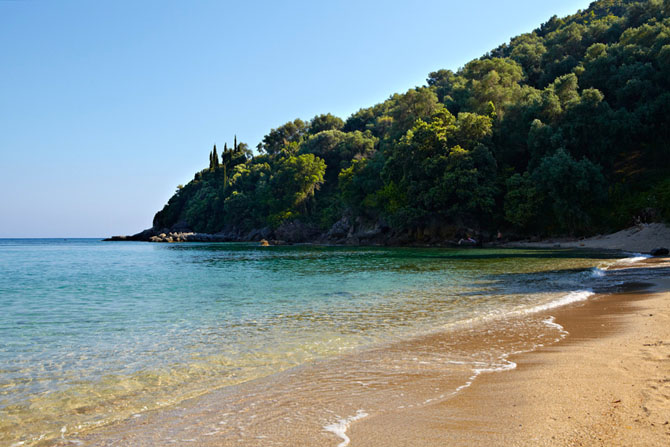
xmin=135 ymin=0 xmax=670 ymax=244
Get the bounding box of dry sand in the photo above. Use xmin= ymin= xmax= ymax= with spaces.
xmin=351 ymin=262 xmax=670 ymax=446
xmin=506 ymin=222 xmax=670 ymax=253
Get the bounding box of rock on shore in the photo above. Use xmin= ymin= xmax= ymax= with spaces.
xmin=104 ymin=217 xmax=396 ymax=245
xmin=106 ymin=220 xmax=670 ymax=252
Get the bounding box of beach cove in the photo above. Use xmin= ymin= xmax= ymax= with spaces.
xmin=1 ymin=238 xmax=667 ymax=446
xmin=5 ymin=0 xmax=670 ymax=445
xmin=60 ymin=255 xmax=670 ymax=447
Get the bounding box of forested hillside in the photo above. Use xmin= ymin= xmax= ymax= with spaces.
xmin=152 ymin=0 xmax=670 ymax=243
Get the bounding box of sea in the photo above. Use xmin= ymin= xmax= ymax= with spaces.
xmin=0 ymin=239 xmax=654 ymax=446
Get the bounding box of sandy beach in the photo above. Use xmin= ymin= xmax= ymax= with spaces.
xmin=350 ymin=260 xmax=670 ymax=446
xmin=505 ymin=222 xmax=670 ymax=254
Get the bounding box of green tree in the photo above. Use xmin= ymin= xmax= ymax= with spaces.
xmin=532 ymin=149 xmax=607 ymax=233
xmin=212 ymin=144 xmax=219 ymax=169
xmin=387 ymin=87 xmax=441 ymax=140
xmin=461 ymin=57 xmax=525 ymax=117
xmin=504 ymin=172 xmax=544 ymax=230
xmin=268 ymin=154 xmax=326 ymax=223
xmin=382 ymin=110 xmax=497 ymax=227
xmin=339 ymin=155 xmax=384 ymax=215
xmin=299 ymin=130 xmax=377 ymax=185
xmin=308 ymin=113 xmax=345 ymax=134
xmin=259 ymin=119 xmax=307 ymax=154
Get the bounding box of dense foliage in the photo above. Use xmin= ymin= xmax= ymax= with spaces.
xmin=154 ymin=0 xmax=670 ymax=239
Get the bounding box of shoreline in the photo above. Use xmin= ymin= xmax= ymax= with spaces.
xmin=55 ymin=257 xmax=670 ymax=446
xmin=502 ymin=222 xmax=670 ymax=254
xmin=350 ymin=258 xmax=670 ymax=446
xmin=105 ymin=223 xmax=670 ymax=254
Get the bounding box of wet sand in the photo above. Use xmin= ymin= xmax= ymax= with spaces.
xmin=351 ymin=261 xmax=670 ymax=446
xmin=62 ymin=260 xmax=670 ymax=447
xmin=62 ymin=313 xmax=561 ymax=446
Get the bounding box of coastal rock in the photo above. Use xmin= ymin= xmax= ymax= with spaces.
xmin=326 ymin=217 xmax=352 ymax=239
xmin=246 ymin=227 xmax=273 ymax=242
xmin=650 ymin=247 xmax=669 ymax=256
xmin=354 ymin=225 xmax=381 ymax=239
xmin=213 ymin=227 xmax=242 ymax=241
xmin=103 ymin=228 xmax=156 ymax=242
xmin=144 ymin=231 xmax=199 ymax=242
xmin=347 ymin=219 xmax=390 ymax=244
xmin=134 ymin=228 xmax=156 ymax=240
xmin=104 ymin=235 xmax=130 ymax=241
xmin=185 ymin=233 xmax=206 ymax=242
xmin=275 ymin=220 xmax=320 ymax=243
xmin=129 ymin=229 xmax=253 ymax=243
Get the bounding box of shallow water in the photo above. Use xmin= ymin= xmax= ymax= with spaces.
xmin=0 ymin=239 xmax=637 ymax=446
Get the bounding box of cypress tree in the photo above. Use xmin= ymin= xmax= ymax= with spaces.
xmin=212 ymin=144 xmax=219 ymax=169
xmin=223 ymin=164 xmax=228 ymax=192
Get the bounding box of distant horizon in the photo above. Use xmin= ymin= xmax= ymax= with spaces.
xmin=0 ymin=237 xmax=106 ymax=239
xmin=1 ymin=0 xmax=592 ymax=238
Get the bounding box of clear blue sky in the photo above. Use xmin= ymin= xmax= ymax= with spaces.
xmin=0 ymin=0 xmax=592 ymax=237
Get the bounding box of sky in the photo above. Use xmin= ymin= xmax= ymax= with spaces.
xmin=0 ymin=0 xmax=593 ymax=237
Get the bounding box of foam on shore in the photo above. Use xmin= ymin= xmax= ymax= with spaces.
xmin=522 ymin=290 xmax=595 ymax=315
xmin=324 ymin=410 xmax=369 ymax=447
xmin=614 ymin=253 xmax=652 ymax=265
xmin=447 ymin=252 xmax=651 ymax=407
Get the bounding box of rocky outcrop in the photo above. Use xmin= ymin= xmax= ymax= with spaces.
xmin=320 ymin=216 xmax=392 ymax=245
xmin=106 ymin=228 xmax=244 ymax=243
xmin=104 ymin=228 xmax=156 ymax=242
xmin=325 ymin=216 xmax=352 ymax=240
xmin=105 ymin=221 xmax=309 ymax=244
xmin=274 ymin=220 xmax=320 ymax=243
xmin=246 ymin=227 xmax=273 ymax=242
xmin=106 ymin=218 xmax=488 ymax=247
xmin=149 ymin=232 xmax=237 ymax=243
xmin=650 ymin=247 xmax=669 ymax=256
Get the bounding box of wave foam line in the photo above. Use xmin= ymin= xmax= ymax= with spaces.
xmin=614 ymin=253 xmax=652 ymax=266
xmin=521 ymin=290 xmax=594 ymax=315
xmin=595 ymin=253 xmax=651 ymax=272
xmin=453 ymin=317 xmax=570 ymax=397
xmin=451 ymin=351 xmax=520 ymax=397
xmin=324 ymin=409 xmax=368 ymax=447
xmin=542 ymin=315 xmax=569 ymax=341
xmin=441 ymin=294 xmax=594 ymax=408
xmin=423 ymin=318 xmax=573 ymax=410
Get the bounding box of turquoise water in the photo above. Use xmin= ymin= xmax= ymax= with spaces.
xmin=0 ymin=239 xmax=629 ymax=445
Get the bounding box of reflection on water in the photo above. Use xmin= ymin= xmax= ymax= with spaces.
xmin=0 ymin=240 xmax=643 ymax=446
